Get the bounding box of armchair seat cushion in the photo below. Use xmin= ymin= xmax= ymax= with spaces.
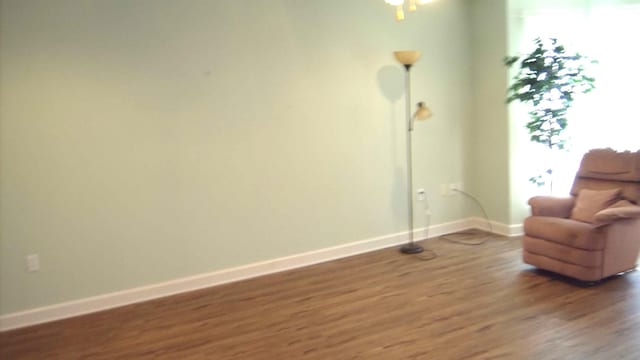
xmin=524 ymin=216 xmax=605 ymax=250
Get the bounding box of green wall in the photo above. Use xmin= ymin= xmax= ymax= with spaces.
xmin=467 ymin=0 xmax=511 ymax=224
xmin=0 ymin=0 xmax=475 ymax=315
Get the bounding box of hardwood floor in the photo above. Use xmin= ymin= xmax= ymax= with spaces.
xmin=2 ymin=232 xmax=640 ymax=359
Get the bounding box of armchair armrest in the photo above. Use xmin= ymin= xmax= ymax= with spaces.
xmin=594 ymin=200 xmax=640 ymax=225
xmin=528 ymin=196 xmax=575 ymax=218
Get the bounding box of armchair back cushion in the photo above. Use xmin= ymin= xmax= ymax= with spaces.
xmin=571 ymin=149 xmax=640 ymax=203
xmin=570 ymin=188 xmax=621 ymax=223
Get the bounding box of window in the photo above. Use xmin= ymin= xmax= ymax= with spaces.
xmin=514 ymin=2 xmax=640 ymax=194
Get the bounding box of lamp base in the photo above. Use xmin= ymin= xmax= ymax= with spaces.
xmin=400 ymin=243 xmax=424 ymax=254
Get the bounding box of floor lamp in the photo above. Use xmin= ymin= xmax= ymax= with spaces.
xmin=394 ymin=50 xmax=433 ymax=254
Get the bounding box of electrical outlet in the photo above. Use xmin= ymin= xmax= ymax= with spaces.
xmin=26 ymin=254 xmax=40 ymax=272
xmin=449 ymin=182 xmax=464 ymax=194
xmin=416 ymin=188 xmax=425 ymax=201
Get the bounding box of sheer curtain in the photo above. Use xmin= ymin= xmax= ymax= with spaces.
xmin=516 ymin=2 xmax=640 ymax=194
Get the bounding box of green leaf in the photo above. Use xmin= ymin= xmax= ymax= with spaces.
xmin=504 ymin=37 xmax=596 ymax=148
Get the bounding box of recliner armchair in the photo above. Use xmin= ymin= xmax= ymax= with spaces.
xmin=522 ymin=148 xmax=640 ymax=282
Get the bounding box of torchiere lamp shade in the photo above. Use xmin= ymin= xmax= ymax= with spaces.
xmin=394 ymin=50 xmax=421 ymax=66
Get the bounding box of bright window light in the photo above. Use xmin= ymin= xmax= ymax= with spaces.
xmin=515 ymin=3 xmax=640 ymax=194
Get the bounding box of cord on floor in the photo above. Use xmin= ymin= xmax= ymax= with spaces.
xmin=438 ymin=188 xmax=498 ymax=246
xmin=409 ymin=188 xmax=502 ymax=260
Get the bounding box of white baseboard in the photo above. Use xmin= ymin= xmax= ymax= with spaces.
xmin=0 ymin=218 xmax=520 ymax=331
xmin=468 ymin=217 xmax=524 ymax=237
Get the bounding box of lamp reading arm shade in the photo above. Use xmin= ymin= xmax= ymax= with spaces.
xmin=414 ymin=102 xmax=433 ymax=120
xmin=411 ymin=102 xmax=433 ymax=130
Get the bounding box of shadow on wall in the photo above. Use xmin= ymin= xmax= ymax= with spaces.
xmin=377 ymin=65 xmax=404 ymax=102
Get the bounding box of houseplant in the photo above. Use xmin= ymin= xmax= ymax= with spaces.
xmin=504 ymin=37 xmax=596 ymax=190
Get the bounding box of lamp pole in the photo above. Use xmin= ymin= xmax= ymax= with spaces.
xmin=400 ymin=63 xmax=424 ymax=254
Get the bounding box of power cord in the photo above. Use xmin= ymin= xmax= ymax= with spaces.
xmin=409 ymin=188 xmax=499 ymax=260
xmin=415 ymin=250 xmax=438 ymax=261
xmin=439 ymin=188 xmax=495 ymax=246
xmin=414 ymin=193 xmax=438 ymax=261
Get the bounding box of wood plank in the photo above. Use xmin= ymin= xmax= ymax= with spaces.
xmin=2 ymin=232 xmax=639 ymax=359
